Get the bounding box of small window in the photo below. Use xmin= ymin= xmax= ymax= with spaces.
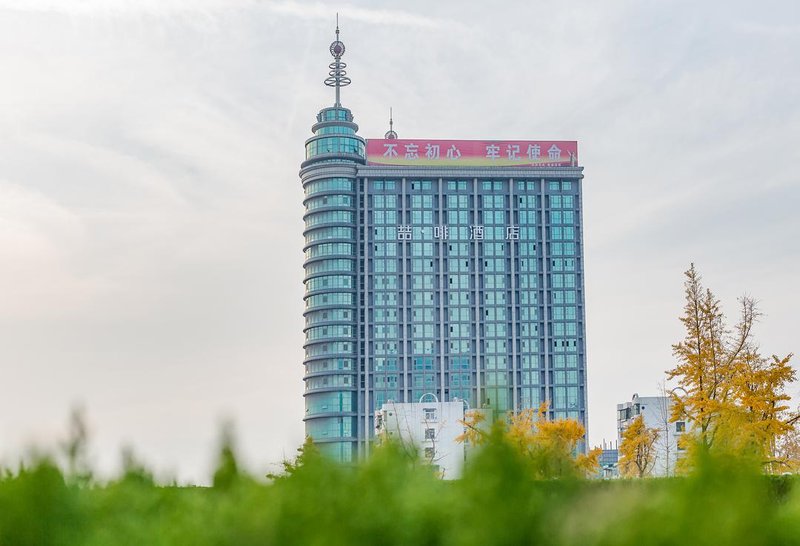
xmin=676 ymin=421 xmax=686 ymax=433
xmin=423 ymin=408 xmax=437 ymax=421
xmin=424 ymin=447 xmax=435 ymax=459
xmin=424 ymin=428 xmax=436 ymax=440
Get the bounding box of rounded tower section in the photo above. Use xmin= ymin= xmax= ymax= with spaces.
xmin=299 ymin=23 xmax=364 ymax=463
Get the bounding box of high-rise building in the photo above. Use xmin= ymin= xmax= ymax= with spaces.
xmin=301 ymin=25 xmax=588 ymax=462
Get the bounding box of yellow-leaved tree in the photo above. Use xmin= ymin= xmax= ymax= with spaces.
xmin=458 ymin=403 xmax=600 ymax=478
xmin=667 ymin=264 xmax=795 ymax=472
xmin=618 ymin=415 xmax=660 ymax=478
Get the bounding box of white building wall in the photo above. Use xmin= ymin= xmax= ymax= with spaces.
xmin=375 ymin=400 xmax=466 ymax=479
xmin=617 ymin=394 xmax=687 ymax=477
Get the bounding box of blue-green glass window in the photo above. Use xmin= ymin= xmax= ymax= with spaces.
xmin=551 ymin=291 xmax=577 ymax=305
xmin=305 ymin=375 xmax=353 ymax=390
xmin=553 ymin=387 xmax=566 ymax=408
xmin=306 ymin=418 xmax=354 ymax=440
xmin=305 ymin=391 xmax=354 ymax=415
xmin=374 ymin=293 xmax=399 ymax=306
xmin=410 ymin=195 xmax=434 ymax=208
xmin=519 ymin=210 xmax=536 ymax=224
xmin=447 ymin=210 xmax=468 ymax=224
xmin=446 ymin=195 xmax=469 ymax=208
xmin=520 ymin=355 xmax=540 ymax=369
xmin=373 ymin=226 xmax=397 ymax=241
xmin=304 ymin=259 xmax=353 ymax=275
xmin=305 ymin=210 xmax=354 ymax=228
xmin=551 ymin=258 xmax=575 ymax=272
xmin=305 ymin=227 xmax=354 ymax=244
xmin=306 ymin=194 xmax=352 ymax=211
xmin=411 ymin=210 xmax=433 ymax=224
xmin=519 ymin=274 xmax=537 ymax=289
xmin=374 ymin=242 xmax=398 ymax=257
xmin=373 ymin=325 xmax=398 ymax=338
xmin=411 ymin=242 xmax=435 ymax=256
xmin=550 ymin=242 xmax=576 ymax=256
xmin=373 ymin=210 xmax=398 ymax=224
xmin=374 ymin=341 xmax=400 ymax=355
xmin=305 ymin=243 xmax=354 ymax=260
xmin=409 ymin=180 xmax=433 ymax=191
xmin=446 ymin=180 xmax=469 ymax=191
xmin=372 ymin=195 xmax=398 ymax=208
xmin=519 ymin=258 xmax=537 ymax=272
xmin=319 ymin=109 xmax=349 ymax=122
xmin=374 ymin=358 xmax=399 ymax=371
xmin=305 ymin=309 xmax=352 ymax=327
xmin=448 ymin=242 xmax=470 ymax=256
xmin=304 ymin=341 xmax=353 ymax=358
xmin=305 ymin=358 xmax=354 ymax=374
xmin=304 ymin=178 xmax=354 ymax=196
xmin=306 ymin=136 xmax=364 ymax=159
xmin=373 ymin=274 xmax=399 ymax=289
xmin=314 ymin=125 xmax=356 ymax=136
xmin=374 ymin=309 xmax=399 ymax=323
xmin=305 ymin=275 xmax=354 ymax=291
xmin=373 ymin=259 xmax=398 ymax=273
xmin=305 ymin=292 xmax=354 ymax=310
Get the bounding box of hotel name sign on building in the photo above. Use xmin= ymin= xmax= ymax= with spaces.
xmin=366 ymin=139 xmax=578 ymax=168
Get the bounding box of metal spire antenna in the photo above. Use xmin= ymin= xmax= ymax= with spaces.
xmin=324 ymin=14 xmax=351 ymax=107
xmin=384 ymin=107 xmax=398 ymax=139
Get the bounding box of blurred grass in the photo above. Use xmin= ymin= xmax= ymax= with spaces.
xmin=2 ymin=431 xmax=799 ymax=546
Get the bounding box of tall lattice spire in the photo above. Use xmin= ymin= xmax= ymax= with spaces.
xmin=384 ymin=107 xmax=397 ymax=139
xmin=324 ymin=14 xmax=351 ymax=107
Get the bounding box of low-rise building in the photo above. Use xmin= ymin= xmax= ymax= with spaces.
xmin=597 ymin=440 xmax=619 ymax=479
xmin=617 ymin=393 xmax=687 ymax=477
xmin=375 ymin=397 xmax=470 ymax=479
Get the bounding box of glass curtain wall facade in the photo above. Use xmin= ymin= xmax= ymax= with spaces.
xmin=354 ymin=173 xmax=587 ymax=458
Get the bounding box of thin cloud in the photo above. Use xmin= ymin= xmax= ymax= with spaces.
xmin=263 ymin=1 xmax=454 ymax=30
xmin=0 ymin=0 xmax=252 ymax=15
xmin=0 ymin=0 xmax=458 ymax=30
xmin=733 ymin=22 xmax=800 ymax=36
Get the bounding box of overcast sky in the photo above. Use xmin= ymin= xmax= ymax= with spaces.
xmin=1 ymin=0 xmax=798 ymax=482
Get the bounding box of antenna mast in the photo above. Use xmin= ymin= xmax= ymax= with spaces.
xmin=324 ymin=14 xmax=351 ymax=107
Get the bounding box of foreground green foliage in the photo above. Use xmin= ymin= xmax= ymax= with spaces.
xmin=2 ymin=433 xmax=800 ymax=546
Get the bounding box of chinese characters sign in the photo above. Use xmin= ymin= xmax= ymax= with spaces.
xmin=396 ymin=225 xmax=519 ymax=241
xmin=366 ymin=139 xmax=578 ymax=167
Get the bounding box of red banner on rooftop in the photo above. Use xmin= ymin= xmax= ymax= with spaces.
xmin=366 ymin=139 xmax=577 ymax=167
